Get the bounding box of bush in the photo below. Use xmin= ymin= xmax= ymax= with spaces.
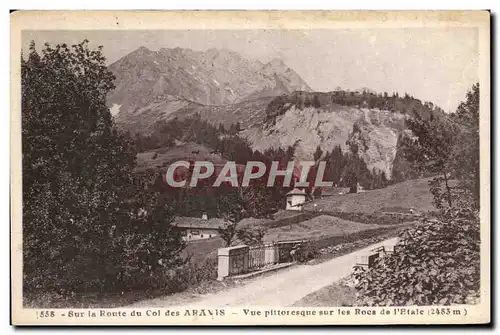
xmin=99 ymin=253 xmax=217 ymax=297
xmin=161 ymin=257 xmax=218 ymax=294
xmin=298 ymin=242 xmax=320 ymax=262
xmin=112 ymin=202 xmax=187 ymax=292
xmin=354 ymin=210 xmax=480 ymax=306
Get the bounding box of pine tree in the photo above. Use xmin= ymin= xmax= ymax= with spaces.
xmin=313 ymin=145 xmax=323 ymax=161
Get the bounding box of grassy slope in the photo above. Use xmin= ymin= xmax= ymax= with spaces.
xmin=135 ymin=142 xmax=227 ymax=172
xmin=304 ymin=177 xmax=435 ymax=214
xmin=262 ymin=215 xmax=387 ymax=243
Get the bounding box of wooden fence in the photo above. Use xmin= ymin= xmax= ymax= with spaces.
xmin=248 ymin=243 xmax=279 ymax=270
xmin=247 ymin=239 xmax=307 ymax=271
xmin=219 ymin=240 xmax=307 ymax=279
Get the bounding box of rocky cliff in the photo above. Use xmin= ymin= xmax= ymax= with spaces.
xmin=242 ymin=94 xmax=407 ymax=179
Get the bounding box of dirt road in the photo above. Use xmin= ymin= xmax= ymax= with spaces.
xmin=132 ymin=237 xmax=399 ymax=308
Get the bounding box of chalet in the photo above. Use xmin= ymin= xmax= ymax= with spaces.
xmin=286 ymin=188 xmax=307 ymax=211
xmin=172 ymin=215 xmax=224 ymax=241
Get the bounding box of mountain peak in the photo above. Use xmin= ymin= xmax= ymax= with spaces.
xmin=262 ymin=58 xmax=293 ymax=75
xmin=267 ymin=58 xmax=286 ymax=67
xmin=157 ymin=47 xmax=193 ymax=56
xmin=134 ymin=46 xmax=151 ymax=54
xmin=108 ymin=46 xmax=311 ymax=115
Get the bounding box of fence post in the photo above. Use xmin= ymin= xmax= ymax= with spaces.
xmin=217 ymin=245 xmax=249 ymax=281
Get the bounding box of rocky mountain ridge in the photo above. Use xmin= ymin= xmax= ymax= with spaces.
xmin=107 ymin=46 xmax=311 ymax=130
xmin=243 ymin=102 xmax=407 ymax=179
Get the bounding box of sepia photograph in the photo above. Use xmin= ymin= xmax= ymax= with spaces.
xmin=10 ymin=10 xmax=490 ymax=325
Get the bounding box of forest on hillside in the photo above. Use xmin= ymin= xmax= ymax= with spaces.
xmin=265 ymin=89 xmax=445 ymax=124
xmin=126 ymin=86 xmax=442 ymax=219
xmin=130 ymin=112 xmax=392 ymax=219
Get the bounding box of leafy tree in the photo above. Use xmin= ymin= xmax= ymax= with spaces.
xmin=391 ymin=133 xmax=421 ymax=183
xmin=22 ymin=40 xmax=185 ymax=295
xmin=22 ymin=40 xmax=129 ymax=293
xmin=116 ymin=193 xmax=186 ymax=289
xmin=216 ymin=186 xmax=272 ymax=247
xmin=236 ymin=228 xmax=266 ymax=246
xmin=447 ymin=84 xmax=480 ymax=210
xmin=402 ymin=84 xmax=479 ymax=210
xmin=403 ymin=110 xmax=458 ymax=208
xmin=216 ymin=188 xmax=247 ymax=247
xmin=218 ymin=222 xmax=239 ymax=248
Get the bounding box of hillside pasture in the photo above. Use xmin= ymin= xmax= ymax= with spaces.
xmin=304 ymin=178 xmax=435 ymax=214
xmin=135 ymin=142 xmax=226 ymax=172
xmin=262 ymin=215 xmax=396 ymax=243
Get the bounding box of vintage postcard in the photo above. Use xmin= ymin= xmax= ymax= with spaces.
xmin=10 ymin=10 xmax=490 ymax=325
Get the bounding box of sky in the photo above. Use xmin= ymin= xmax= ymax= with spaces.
xmin=23 ymin=28 xmax=478 ymax=112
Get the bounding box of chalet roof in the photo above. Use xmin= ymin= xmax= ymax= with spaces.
xmin=286 ymin=188 xmax=306 ymax=196
xmin=172 ymin=217 xmax=225 ymax=230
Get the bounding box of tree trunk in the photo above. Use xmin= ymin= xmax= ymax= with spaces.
xmin=443 ymin=171 xmax=453 ymax=207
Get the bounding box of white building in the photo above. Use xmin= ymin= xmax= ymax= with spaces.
xmin=286 ymin=188 xmax=307 ymax=211
xmin=172 ymin=215 xmax=223 ymax=241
